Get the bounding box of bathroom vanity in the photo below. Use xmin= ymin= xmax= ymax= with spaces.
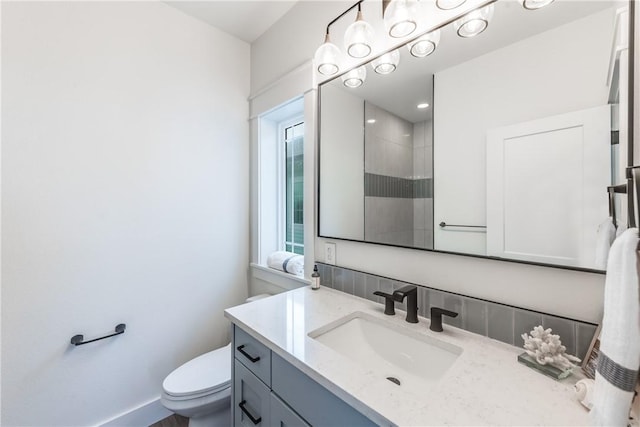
xmin=225 ymin=287 xmax=589 ymax=426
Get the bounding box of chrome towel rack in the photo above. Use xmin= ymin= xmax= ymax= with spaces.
xmin=70 ymin=323 xmax=126 ymax=346
xmin=439 ymin=221 xmax=487 ymax=229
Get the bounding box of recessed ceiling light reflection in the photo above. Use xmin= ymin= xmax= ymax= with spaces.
xmin=417 ymin=103 xmax=430 ymax=109
xmin=367 ymin=119 xmax=376 ymax=124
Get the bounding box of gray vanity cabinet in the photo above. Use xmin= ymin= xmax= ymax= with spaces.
xmin=232 ymin=324 xmax=377 ymax=427
xmin=270 ymin=393 xmax=310 ymax=427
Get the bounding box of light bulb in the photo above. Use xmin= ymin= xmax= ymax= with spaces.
xmin=371 ymin=49 xmax=400 ymax=75
xmin=383 ymin=0 xmax=418 ymax=38
xmin=344 ymin=10 xmax=374 ymax=58
xmin=314 ymin=33 xmax=341 ymax=76
xmin=407 ymin=29 xmax=441 ymax=58
xmin=436 ymin=0 xmax=466 ymax=10
xmin=519 ymin=0 xmax=554 ymax=10
xmin=454 ymin=4 xmax=494 ymax=38
xmin=341 ymin=66 xmax=367 ymax=88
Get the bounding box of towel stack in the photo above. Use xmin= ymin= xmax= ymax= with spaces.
xmin=267 ymin=251 xmax=304 ymax=276
xmin=590 ymin=228 xmax=640 ymax=426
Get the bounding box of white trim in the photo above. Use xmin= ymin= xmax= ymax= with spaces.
xmin=249 ymin=60 xmax=312 ymax=102
xmin=250 ymin=263 xmax=311 ymax=286
xmin=99 ymin=398 xmax=171 ymax=427
xmin=279 ymin=117 xmax=305 ymax=253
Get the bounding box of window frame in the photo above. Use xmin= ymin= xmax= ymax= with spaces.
xmin=277 ymin=115 xmax=305 ymax=254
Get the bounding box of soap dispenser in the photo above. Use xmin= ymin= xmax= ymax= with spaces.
xmin=311 ymin=265 xmax=320 ymax=290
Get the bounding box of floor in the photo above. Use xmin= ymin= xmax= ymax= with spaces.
xmin=149 ymin=414 xmax=189 ymax=427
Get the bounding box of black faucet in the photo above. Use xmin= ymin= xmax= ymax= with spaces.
xmin=430 ymin=307 xmax=459 ymax=332
xmin=393 ymin=285 xmax=419 ymax=323
xmin=373 ymin=285 xmax=418 ymax=323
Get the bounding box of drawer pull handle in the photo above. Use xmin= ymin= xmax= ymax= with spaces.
xmin=237 ymin=345 xmax=261 ymax=363
xmin=239 ymin=400 xmax=262 ymax=425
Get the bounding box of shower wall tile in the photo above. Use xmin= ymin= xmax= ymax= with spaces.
xmin=314 ymin=263 xmax=597 ymax=351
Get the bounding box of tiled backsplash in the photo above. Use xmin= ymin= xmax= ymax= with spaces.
xmin=316 ymin=263 xmax=598 ymax=360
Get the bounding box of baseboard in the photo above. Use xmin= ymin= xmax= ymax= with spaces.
xmin=99 ymin=398 xmax=172 ymax=427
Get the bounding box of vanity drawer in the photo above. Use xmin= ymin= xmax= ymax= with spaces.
xmin=234 ymin=360 xmax=270 ymax=427
xmin=234 ymin=325 xmax=271 ymax=386
xmin=272 ymin=353 xmax=376 ymax=427
xmin=270 ymin=392 xmax=310 ymax=427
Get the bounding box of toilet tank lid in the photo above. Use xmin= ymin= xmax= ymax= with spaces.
xmin=162 ymin=344 xmax=231 ymax=397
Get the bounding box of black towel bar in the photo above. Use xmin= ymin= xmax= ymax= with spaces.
xmin=70 ymin=324 xmax=126 ymax=346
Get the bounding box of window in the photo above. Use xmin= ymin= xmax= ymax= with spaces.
xmin=283 ymin=121 xmax=304 ymax=255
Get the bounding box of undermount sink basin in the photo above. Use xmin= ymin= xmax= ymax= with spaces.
xmin=308 ymin=312 xmax=462 ymax=392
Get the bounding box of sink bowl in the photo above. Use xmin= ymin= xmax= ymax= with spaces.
xmin=308 ymin=312 xmax=462 ymax=392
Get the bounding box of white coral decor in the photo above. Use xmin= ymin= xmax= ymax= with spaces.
xmin=521 ymin=325 xmax=581 ymax=370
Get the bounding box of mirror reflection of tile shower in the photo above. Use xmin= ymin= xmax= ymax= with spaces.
xmin=364 ymin=93 xmax=433 ymax=249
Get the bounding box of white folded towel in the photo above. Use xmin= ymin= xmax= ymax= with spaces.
xmin=591 ymin=228 xmax=640 ymax=426
xmin=267 ymin=251 xmax=304 ymax=276
xmin=595 ymin=217 xmax=616 ymax=270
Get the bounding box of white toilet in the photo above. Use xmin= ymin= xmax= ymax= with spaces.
xmin=161 ymin=294 xmax=271 ymax=427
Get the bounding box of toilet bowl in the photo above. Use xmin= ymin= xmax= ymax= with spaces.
xmin=161 ymin=343 xmax=231 ymax=427
xmin=161 ymin=294 xmax=272 ymax=427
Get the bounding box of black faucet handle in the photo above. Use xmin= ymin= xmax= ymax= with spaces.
xmin=373 ymin=291 xmax=396 ymax=316
xmin=430 ymin=307 xmax=459 ymax=332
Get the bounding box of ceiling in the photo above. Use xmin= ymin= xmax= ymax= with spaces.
xmin=165 ymin=1 xmax=298 ymax=43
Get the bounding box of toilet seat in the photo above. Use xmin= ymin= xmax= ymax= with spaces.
xmin=162 ymin=343 xmax=231 ymax=400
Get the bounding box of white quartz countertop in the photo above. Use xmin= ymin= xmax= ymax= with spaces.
xmin=224 ymin=286 xmax=590 ymax=426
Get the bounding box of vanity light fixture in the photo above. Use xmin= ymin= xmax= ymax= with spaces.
xmin=435 ymin=0 xmax=467 ymax=10
xmin=417 ymin=103 xmax=430 ymax=109
xmin=518 ymin=0 xmax=554 ymax=10
xmin=454 ymin=3 xmax=494 ymax=38
xmin=407 ymin=29 xmax=441 ymax=58
xmin=314 ymin=32 xmax=342 ymax=76
xmin=383 ymin=0 xmax=418 ymax=38
xmin=344 ymin=4 xmax=375 ymax=58
xmin=371 ymin=49 xmax=400 ymax=74
xmin=342 ymin=66 xmax=367 ymax=88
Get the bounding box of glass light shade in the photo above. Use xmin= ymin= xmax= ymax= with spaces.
xmin=371 ymin=49 xmax=400 ymax=74
xmin=519 ymin=0 xmax=554 ymax=9
xmin=384 ymin=0 xmax=418 ymax=38
xmin=407 ymin=29 xmax=441 ymax=58
xmin=344 ymin=11 xmax=375 ymax=58
xmin=454 ymin=4 xmax=494 ymax=38
xmin=341 ymin=66 xmax=367 ymax=88
xmin=436 ymin=0 xmax=466 ymax=10
xmin=314 ymin=34 xmax=341 ymax=76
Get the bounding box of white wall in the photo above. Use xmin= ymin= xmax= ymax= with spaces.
xmin=250 ymin=0 xmax=615 ymax=324
xmin=434 ymin=8 xmax=615 ymax=255
xmin=1 ymin=2 xmax=249 ymax=425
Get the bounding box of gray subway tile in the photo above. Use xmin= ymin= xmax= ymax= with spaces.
xmin=542 ymin=315 xmax=576 ymax=357
xmin=321 ymin=265 xmax=333 ymax=287
xmin=365 ymin=274 xmax=380 ymax=303
xmin=463 ymin=298 xmax=487 ymax=336
xmin=443 ymin=294 xmax=463 ymax=328
xmin=338 ymin=269 xmax=354 ymax=295
xmin=576 ymin=323 xmax=598 ymax=360
xmin=514 ymin=310 xmax=543 ymax=347
xmin=333 ymin=268 xmax=345 ymax=292
xmin=354 ymin=272 xmax=366 ymax=299
xmin=488 ymin=303 xmax=515 ymax=345
xmin=418 ymin=286 xmax=429 ymax=318
xmin=427 ymin=289 xmax=445 ymax=314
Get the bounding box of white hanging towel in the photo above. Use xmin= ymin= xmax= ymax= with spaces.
xmin=591 ymin=228 xmax=640 ymax=426
xmin=595 ymin=217 xmax=617 ymax=270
